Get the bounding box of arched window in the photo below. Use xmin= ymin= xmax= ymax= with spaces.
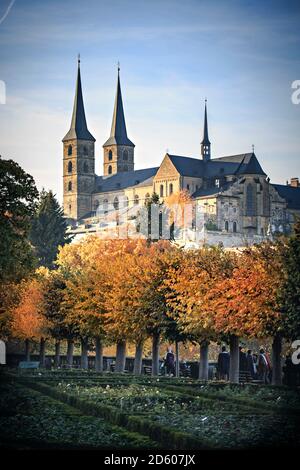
xmin=233 ymin=221 xmax=237 ymax=233
xmin=108 ymin=165 xmax=112 ymax=175
xmin=108 ymin=150 xmax=113 ymax=161
xmin=169 ymin=183 xmax=173 ymax=195
xmin=68 ymin=145 xmax=72 ymax=156
xmin=134 ymin=194 xmax=139 ymax=206
xmin=68 ymin=161 xmax=72 ymax=173
xmin=246 ymin=184 xmax=256 ymax=216
xmin=113 ymin=196 xmax=119 ymax=210
xmin=83 ymin=162 xmax=89 ymax=173
xmin=160 ymin=184 xmax=164 ymax=197
xmin=83 ymin=146 xmax=88 ymax=156
xmin=124 ymin=165 xmax=128 ymax=172
xmin=103 ymin=199 xmax=108 ymax=215
xmin=225 ymin=221 xmax=229 ymax=232
xmin=68 ymin=181 xmax=72 ymax=191
xmin=123 ymin=149 xmax=128 ymax=161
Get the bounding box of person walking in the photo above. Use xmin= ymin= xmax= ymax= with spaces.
xmin=165 ymin=347 xmax=175 ymax=377
xmin=258 ymin=348 xmax=270 ymax=384
xmin=217 ymin=346 xmax=230 ymax=381
xmin=246 ymin=349 xmax=255 ymax=381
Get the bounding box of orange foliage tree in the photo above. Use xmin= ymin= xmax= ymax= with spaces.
xmin=11 ymin=276 xmax=48 ymax=362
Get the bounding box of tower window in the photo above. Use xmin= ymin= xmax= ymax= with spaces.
xmin=68 ymin=161 xmax=72 ymax=173
xmin=108 ymin=150 xmax=113 ymax=161
xmin=83 ymin=146 xmax=88 ymax=156
xmin=68 ymin=181 xmax=72 ymax=191
xmin=123 ymin=149 xmax=128 ymax=161
xmin=68 ymin=145 xmax=72 ymax=156
xmin=160 ymin=185 xmax=164 ymax=197
xmin=83 ymin=162 xmax=89 ymax=173
xmin=113 ymin=197 xmax=119 ymax=210
xmin=169 ymin=183 xmax=173 ymax=195
xmin=124 ymin=165 xmax=128 ymax=172
xmin=108 ymin=165 xmax=112 ymax=175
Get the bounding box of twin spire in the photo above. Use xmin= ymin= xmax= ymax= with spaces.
xmin=63 ymin=57 xmax=210 ymax=159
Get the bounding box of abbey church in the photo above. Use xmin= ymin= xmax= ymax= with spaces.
xmin=62 ymin=59 xmax=300 ymax=245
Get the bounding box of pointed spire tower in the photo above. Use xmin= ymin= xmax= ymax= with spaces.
xmin=62 ymin=56 xmax=95 ymax=221
xmin=201 ymin=99 xmax=211 ymax=162
xmin=63 ymin=56 xmax=95 ymax=142
xmin=103 ymin=65 xmax=135 ymax=176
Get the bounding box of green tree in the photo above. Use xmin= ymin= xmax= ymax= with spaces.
xmin=0 ymin=157 xmax=38 ymax=283
xmin=30 ymin=190 xmax=72 ymax=268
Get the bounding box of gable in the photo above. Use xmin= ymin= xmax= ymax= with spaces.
xmin=154 ymin=154 xmax=180 ymax=181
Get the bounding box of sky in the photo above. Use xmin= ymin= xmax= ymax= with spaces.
xmin=0 ymin=0 xmax=299 ymax=203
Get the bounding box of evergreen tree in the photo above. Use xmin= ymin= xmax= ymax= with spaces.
xmin=30 ymin=190 xmax=72 ymax=268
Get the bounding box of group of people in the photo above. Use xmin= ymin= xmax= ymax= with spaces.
xmin=217 ymin=346 xmax=272 ymax=383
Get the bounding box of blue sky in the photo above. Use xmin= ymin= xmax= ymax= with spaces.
xmin=0 ymin=0 xmax=299 ymax=202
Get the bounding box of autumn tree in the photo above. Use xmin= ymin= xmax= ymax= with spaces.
xmin=164 ymin=246 xmax=236 ymax=380
xmin=11 ymin=277 xmax=48 ymax=363
xmin=208 ymin=243 xmax=285 ymax=384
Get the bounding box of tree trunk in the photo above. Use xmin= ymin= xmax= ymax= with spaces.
xmin=81 ymin=338 xmax=89 ymax=370
xmin=272 ymin=333 xmax=282 ymax=386
xmin=54 ymin=341 xmax=60 ymax=368
xmin=199 ymin=341 xmax=209 ymax=381
xmin=152 ymin=332 xmax=160 ymax=376
xmin=95 ymin=337 xmax=103 ymax=373
xmin=39 ymin=337 xmax=46 ymax=368
xmin=115 ymin=341 xmax=127 ymax=373
xmin=175 ymin=341 xmax=180 ymax=378
xmin=66 ymin=339 xmax=74 ymax=368
xmin=133 ymin=340 xmax=144 ymax=375
xmin=229 ymin=334 xmax=240 ymax=384
xmin=25 ymin=339 xmax=30 ymax=361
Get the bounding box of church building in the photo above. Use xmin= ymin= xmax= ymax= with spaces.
xmin=62 ymin=59 xmax=300 ymax=244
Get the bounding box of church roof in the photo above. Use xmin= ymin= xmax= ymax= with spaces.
xmin=168 ymin=155 xmax=205 ymax=177
xmin=167 ymin=152 xmax=266 ymax=178
xmin=63 ymin=59 xmax=95 ymax=142
xmin=192 ymin=182 xmax=233 ymax=198
xmin=95 ymin=167 xmax=158 ymax=193
xmin=272 ymin=184 xmax=300 ymax=210
xmin=103 ymin=69 xmax=135 ymax=148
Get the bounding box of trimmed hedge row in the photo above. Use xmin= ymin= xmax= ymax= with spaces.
xmin=21 ymin=380 xmax=213 ymax=450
